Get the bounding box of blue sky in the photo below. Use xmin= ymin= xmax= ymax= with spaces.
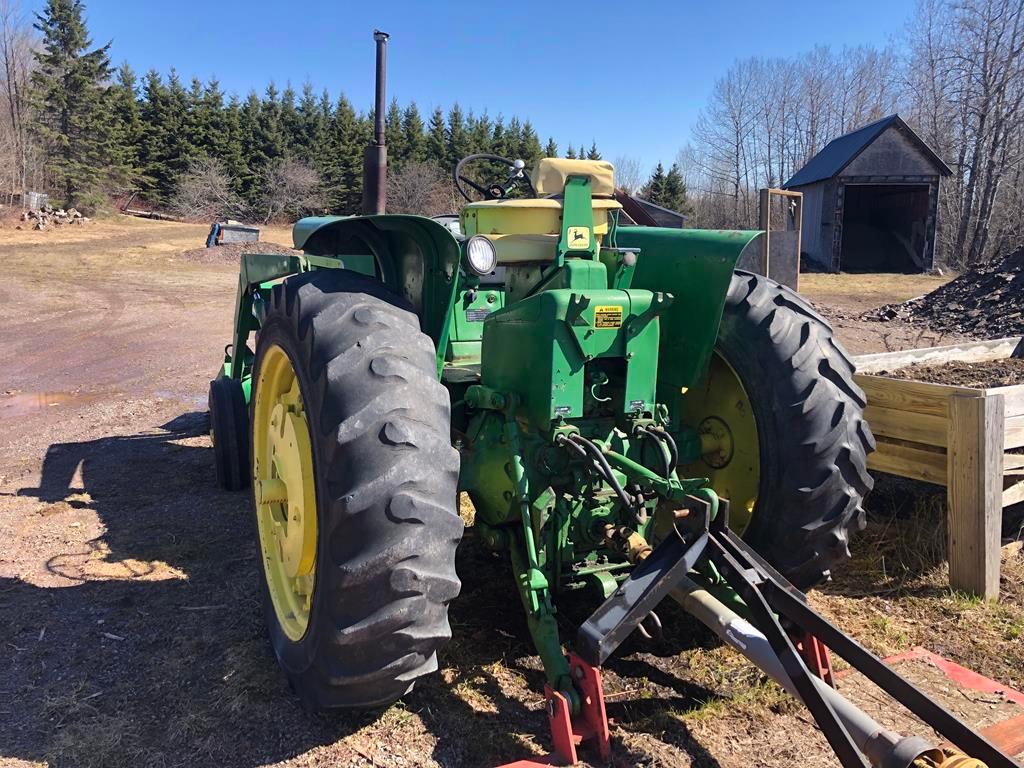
xmin=52 ymin=0 xmax=914 ymax=172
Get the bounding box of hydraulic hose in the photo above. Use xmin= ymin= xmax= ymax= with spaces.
xmin=561 ymin=434 xmax=636 ymax=516
xmin=634 ymin=428 xmax=675 ymax=481
xmin=655 ymin=427 xmax=679 ymax=472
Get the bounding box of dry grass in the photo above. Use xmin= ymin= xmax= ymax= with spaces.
xmin=813 ymin=479 xmax=1024 ymax=688
xmin=799 ymin=272 xmax=956 ymax=303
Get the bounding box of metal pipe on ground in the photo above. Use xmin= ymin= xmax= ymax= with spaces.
xmin=670 ymin=578 xmax=947 ymax=768
xmin=361 ymin=30 xmax=389 ymax=216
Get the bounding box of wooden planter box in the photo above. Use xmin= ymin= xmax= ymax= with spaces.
xmin=852 ymin=337 xmax=1024 ymax=599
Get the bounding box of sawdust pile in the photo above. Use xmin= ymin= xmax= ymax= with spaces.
xmin=867 ymin=245 xmax=1024 ymax=338
xmin=177 ymin=241 xmax=299 ymax=264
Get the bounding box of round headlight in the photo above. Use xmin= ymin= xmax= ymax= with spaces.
xmin=466 ymin=236 xmax=497 ymax=276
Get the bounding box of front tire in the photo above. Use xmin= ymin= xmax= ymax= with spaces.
xmin=251 ymin=269 xmax=463 ymax=710
xmin=209 ymin=376 xmax=249 ymax=491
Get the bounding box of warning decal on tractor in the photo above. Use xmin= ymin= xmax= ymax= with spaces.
xmin=594 ymin=305 xmax=623 ymax=328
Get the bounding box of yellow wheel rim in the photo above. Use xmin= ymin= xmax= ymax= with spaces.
xmin=680 ymin=352 xmax=760 ymax=533
xmin=252 ymin=344 xmax=317 ymax=641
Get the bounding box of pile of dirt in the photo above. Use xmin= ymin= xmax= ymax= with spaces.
xmin=881 ymin=357 xmax=1024 ymax=387
xmin=867 ymin=246 xmax=1024 ymax=338
xmin=177 ymin=240 xmax=298 ymax=264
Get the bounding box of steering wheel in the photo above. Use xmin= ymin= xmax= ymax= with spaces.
xmin=454 ymin=153 xmax=536 ymax=202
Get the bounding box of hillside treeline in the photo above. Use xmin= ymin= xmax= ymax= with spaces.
xmin=0 ymin=0 xmax=605 ymax=222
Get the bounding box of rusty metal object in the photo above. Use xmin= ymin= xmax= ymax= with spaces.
xmin=361 ymin=30 xmax=389 ymax=215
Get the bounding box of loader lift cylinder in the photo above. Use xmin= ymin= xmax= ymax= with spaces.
xmin=362 ymin=29 xmax=388 ymax=215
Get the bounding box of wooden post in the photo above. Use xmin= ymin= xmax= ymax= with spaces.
xmin=759 ymin=188 xmax=770 ymax=276
xmin=946 ymin=394 xmax=1004 ymax=599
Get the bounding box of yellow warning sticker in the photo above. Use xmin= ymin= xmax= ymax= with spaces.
xmin=594 ymin=305 xmax=623 ymax=328
xmin=566 ymin=226 xmax=590 ymax=250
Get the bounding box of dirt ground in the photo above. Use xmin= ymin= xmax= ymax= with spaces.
xmin=1 ymin=217 xmax=1022 ymax=768
xmin=798 ymin=272 xmax=976 ymax=355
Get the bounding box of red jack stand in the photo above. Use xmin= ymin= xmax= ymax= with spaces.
xmin=543 ymin=653 xmax=612 ymax=765
xmin=793 ymin=632 xmax=835 ymax=688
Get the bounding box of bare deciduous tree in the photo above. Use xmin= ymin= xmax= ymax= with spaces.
xmin=386 ymin=160 xmax=457 ymax=217
xmin=0 ymin=0 xmax=36 ymax=205
xmin=172 ymin=155 xmax=242 ymax=220
xmin=684 ymin=46 xmax=901 ymax=229
xmin=611 ymin=155 xmax=643 ymax=194
xmin=908 ymin=0 xmax=1024 ymax=265
xmin=256 ymin=157 xmax=324 ymax=224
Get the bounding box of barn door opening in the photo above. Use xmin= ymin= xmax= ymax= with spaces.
xmin=839 ymin=184 xmax=930 ymax=272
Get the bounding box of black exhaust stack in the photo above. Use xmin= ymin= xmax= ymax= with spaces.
xmin=362 ymin=30 xmax=389 ymax=215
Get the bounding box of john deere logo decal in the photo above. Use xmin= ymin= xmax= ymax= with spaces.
xmin=567 ymin=226 xmax=590 ymax=250
xmin=594 ymin=305 xmax=623 ymax=328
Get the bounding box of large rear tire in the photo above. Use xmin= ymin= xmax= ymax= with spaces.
xmin=251 ymin=269 xmax=463 ymax=710
xmin=684 ymin=271 xmax=875 ymax=588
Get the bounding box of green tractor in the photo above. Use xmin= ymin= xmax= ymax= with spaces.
xmin=208 ymin=147 xmax=874 ymax=707
xmin=205 ymin=36 xmax=1020 ymax=768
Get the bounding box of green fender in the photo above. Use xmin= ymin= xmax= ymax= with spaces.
xmin=614 ymin=226 xmax=761 ymax=415
xmin=294 ymin=215 xmax=462 ymax=365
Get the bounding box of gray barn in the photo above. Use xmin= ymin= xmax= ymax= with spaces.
xmin=783 ymin=115 xmax=951 ymax=272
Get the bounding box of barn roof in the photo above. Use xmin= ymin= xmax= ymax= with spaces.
xmin=783 ymin=114 xmax=951 ymax=188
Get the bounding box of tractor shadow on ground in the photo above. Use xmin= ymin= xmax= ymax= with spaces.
xmin=2 ymin=410 xmax=728 ymax=768
xmin=0 ymin=412 xmax=377 ymax=768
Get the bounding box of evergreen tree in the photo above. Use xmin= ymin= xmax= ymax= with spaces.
xmin=520 ymin=121 xmax=542 ymax=161
xmin=109 ymin=62 xmax=142 ymax=179
xmin=220 ymin=96 xmax=247 ymax=192
xmin=468 ymin=111 xmax=491 ymax=155
xmin=401 ymin=103 xmax=426 ymax=163
xmin=506 ymin=116 xmax=522 ymax=158
xmin=237 ymin=90 xmax=264 ymax=199
xmin=137 ymin=70 xmax=186 ymax=203
xmin=293 ymin=82 xmax=324 ymax=161
xmin=426 ymin=106 xmax=447 ymax=169
xmin=279 ymin=84 xmax=300 ymax=155
xmin=446 ymin=103 xmax=469 ymax=170
xmin=319 ymin=93 xmax=363 ymax=213
xmin=384 ymin=98 xmax=405 ymax=167
xmin=490 ymin=115 xmax=507 ymax=157
xmin=642 ymin=162 xmax=667 ymax=204
xmin=586 ymin=141 xmax=601 ymax=160
xmin=199 ymin=79 xmax=230 ymax=159
xmin=257 ymin=83 xmax=286 ymax=165
xmin=185 ymin=77 xmax=213 ymax=156
xmin=544 ymin=137 xmax=558 ymax=158
xmin=663 ymin=163 xmax=691 ymax=214
xmin=30 ymin=0 xmax=117 ymax=207
xmin=565 ymin=144 xmax=577 ymax=159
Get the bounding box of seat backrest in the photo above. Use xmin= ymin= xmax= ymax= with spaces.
xmin=460 ymin=159 xmax=621 ymax=263
xmin=530 ymin=158 xmax=616 ymax=197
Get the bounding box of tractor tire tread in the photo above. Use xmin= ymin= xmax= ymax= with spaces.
xmin=721 ymin=270 xmax=874 ymax=588
xmin=254 ymin=269 xmax=462 ymax=710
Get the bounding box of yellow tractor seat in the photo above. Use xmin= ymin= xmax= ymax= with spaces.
xmin=530 ymin=157 xmax=616 ymax=197
xmin=460 ymin=159 xmax=621 ymax=263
